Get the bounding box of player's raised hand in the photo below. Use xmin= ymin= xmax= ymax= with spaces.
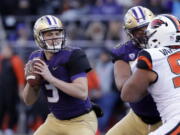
xmin=33 ymin=59 xmax=53 ymax=82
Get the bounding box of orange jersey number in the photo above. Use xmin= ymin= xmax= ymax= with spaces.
xmin=167 ymin=52 xmax=180 ymax=88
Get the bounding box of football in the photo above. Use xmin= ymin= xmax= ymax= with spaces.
xmin=26 ymin=58 xmax=43 ymax=87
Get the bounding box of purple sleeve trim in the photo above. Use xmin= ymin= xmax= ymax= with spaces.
xmin=70 ymin=72 xmax=87 ymax=81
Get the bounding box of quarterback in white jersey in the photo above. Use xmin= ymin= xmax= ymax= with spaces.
xmin=121 ymin=14 xmax=180 ymax=135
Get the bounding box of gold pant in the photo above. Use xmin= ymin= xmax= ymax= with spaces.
xmin=34 ymin=111 xmax=98 ymax=135
xmin=106 ymin=109 xmax=162 ymax=135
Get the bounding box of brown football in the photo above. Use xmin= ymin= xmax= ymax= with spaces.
xmin=26 ymin=58 xmax=43 ymax=87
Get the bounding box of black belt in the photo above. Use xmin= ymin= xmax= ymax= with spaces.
xmin=55 ymin=102 xmax=103 ymax=120
xmin=61 ymin=108 xmax=93 ymax=120
xmin=64 ymin=102 xmax=104 ymax=120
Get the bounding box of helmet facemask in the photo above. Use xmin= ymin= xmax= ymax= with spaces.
xmin=39 ymin=29 xmax=65 ymax=53
xmin=127 ymin=25 xmax=149 ymax=48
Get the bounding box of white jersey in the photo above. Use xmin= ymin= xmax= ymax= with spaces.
xmin=137 ymin=47 xmax=180 ymax=123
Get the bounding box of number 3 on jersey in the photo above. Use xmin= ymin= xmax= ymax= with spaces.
xmin=45 ymin=84 xmax=59 ymax=103
xmin=167 ymin=52 xmax=180 ymax=88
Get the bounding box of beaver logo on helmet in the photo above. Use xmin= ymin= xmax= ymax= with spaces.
xmin=146 ymin=14 xmax=180 ymax=48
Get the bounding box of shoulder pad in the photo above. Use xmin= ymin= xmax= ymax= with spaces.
xmin=137 ymin=50 xmax=152 ymax=70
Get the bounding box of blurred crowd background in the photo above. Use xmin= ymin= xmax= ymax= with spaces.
xmin=0 ymin=0 xmax=179 ymax=135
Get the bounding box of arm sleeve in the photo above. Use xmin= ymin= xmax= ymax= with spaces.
xmin=28 ymin=50 xmax=43 ymax=61
xmin=111 ymin=44 xmax=131 ymax=63
xmin=137 ymin=50 xmax=153 ymax=70
xmin=67 ymin=49 xmax=92 ymax=77
xmin=111 ymin=52 xmax=125 ymax=63
xmin=28 ymin=51 xmax=36 ymax=61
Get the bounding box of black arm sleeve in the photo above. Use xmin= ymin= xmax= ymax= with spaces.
xmin=67 ymin=49 xmax=92 ymax=76
xmin=111 ymin=52 xmax=125 ymax=63
xmin=137 ymin=50 xmax=153 ymax=70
